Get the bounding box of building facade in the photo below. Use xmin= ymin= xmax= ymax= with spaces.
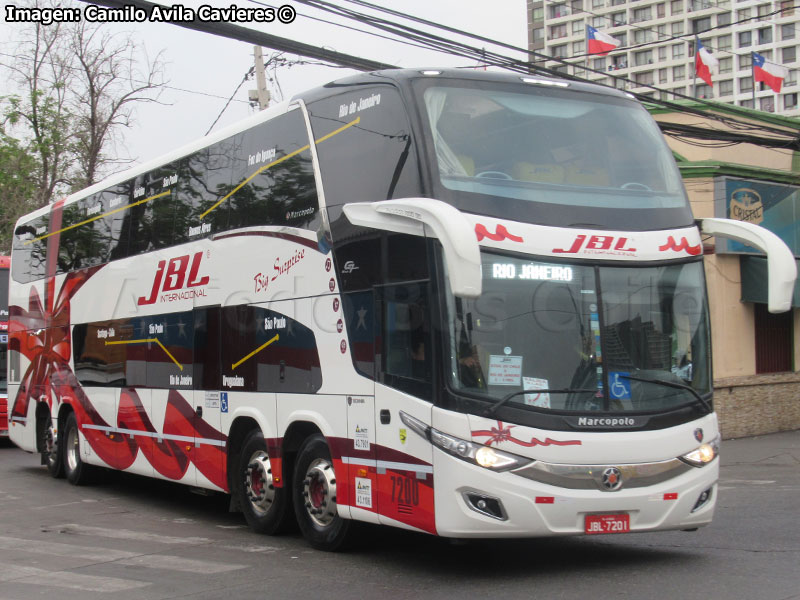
xmin=528 ymin=0 xmax=800 ymax=115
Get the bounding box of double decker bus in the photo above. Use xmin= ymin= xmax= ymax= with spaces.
xmin=7 ymin=69 xmax=795 ymax=550
xmin=1 ymin=256 xmax=8 ymax=437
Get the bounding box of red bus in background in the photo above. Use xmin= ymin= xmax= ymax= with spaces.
xmin=0 ymin=256 xmax=9 ymax=437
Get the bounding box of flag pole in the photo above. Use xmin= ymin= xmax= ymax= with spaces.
xmin=751 ymin=52 xmax=757 ymax=106
xmin=692 ymin=37 xmax=698 ymax=99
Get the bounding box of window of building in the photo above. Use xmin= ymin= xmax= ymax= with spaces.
xmin=692 ymin=16 xmax=712 ymax=34
xmin=760 ymin=49 xmax=773 ymax=61
xmin=785 ymin=70 xmax=797 ymax=87
xmin=593 ymin=0 xmax=604 ymax=6
xmin=612 ymin=54 xmax=628 ymax=68
xmin=634 ymin=49 xmax=654 ymax=66
xmin=551 ymin=23 xmax=568 ymax=39
xmin=611 ymin=11 xmax=626 ymax=25
xmin=593 ymin=15 xmax=605 ymax=27
xmin=673 ymin=65 xmax=686 ymax=80
xmin=632 ymin=6 xmax=652 ymax=22
xmin=671 ymin=0 xmax=684 ymax=15
xmin=757 ymin=3 xmax=771 ymax=19
xmin=719 ymin=57 xmax=733 ymax=73
xmin=740 ymin=98 xmax=755 ymax=109
xmin=573 ymin=19 xmax=584 ymax=34
xmin=594 ymin=57 xmax=607 ymax=70
xmin=738 ymin=30 xmax=752 ymax=48
xmin=672 ymin=43 xmax=685 ymax=59
xmin=672 ymin=21 xmax=685 ymax=35
xmin=551 ymin=44 xmax=568 ymax=58
xmin=719 ymin=79 xmax=734 ymax=95
xmin=533 ymin=27 xmax=545 ymax=42
xmin=696 ymin=83 xmax=713 ymax=98
xmin=717 ymin=34 xmax=732 ymax=51
xmin=634 ymin=29 xmax=653 ymax=43
xmin=659 ymin=68 xmax=668 ymax=83
xmin=659 ymin=46 xmax=668 ymax=61
xmin=573 ymin=40 xmax=585 ymax=53
xmin=784 ymin=92 xmax=798 ymax=109
xmin=533 ymin=7 xmax=544 ymax=21
xmin=550 ymin=3 xmax=569 ymax=19
xmin=717 ymin=11 xmax=732 ymax=27
xmin=760 ymin=96 xmax=775 ymax=112
xmin=740 ymin=53 xmax=753 ymax=70
xmin=634 ymin=70 xmax=654 ymax=85
xmin=657 ymin=3 xmax=666 ymax=18
xmin=657 ymin=24 xmax=667 ymax=37
xmin=739 ymin=75 xmax=754 ymax=92
xmin=782 ymin=24 xmax=796 ymax=41
xmin=755 ymin=304 xmax=793 ymax=373
xmin=758 ymin=27 xmax=773 ymax=45
xmin=781 ymin=0 xmax=795 ymax=16
xmin=783 ymin=46 xmax=797 ymax=63
xmin=737 ymin=8 xmax=751 ymax=21
xmin=616 ymin=32 xmax=627 ymax=46
xmin=570 ymin=0 xmax=582 ymax=12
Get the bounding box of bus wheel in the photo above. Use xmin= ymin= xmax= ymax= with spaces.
xmin=43 ymin=417 xmax=64 ymax=479
xmin=293 ymin=434 xmax=351 ymax=551
xmin=63 ymin=412 xmax=92 ymax=485
xmin=236 ymin=430 xmax=289 ymax=534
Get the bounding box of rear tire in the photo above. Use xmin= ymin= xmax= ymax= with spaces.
xmin=292 ymin=434 xmax=352 ymax=551
xmin=63 ymin=412 xmax=92 ymax=485
xmin=235 ymin=429 xmax=290 ymax=534
xmin=43 ymin=415 xmax=64 ymax=479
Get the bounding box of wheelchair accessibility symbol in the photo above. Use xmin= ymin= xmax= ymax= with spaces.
xmin=220 ymin=392 xmax=229 ymax=413
xmin=609 ymin=372 xmax=631 ymax=400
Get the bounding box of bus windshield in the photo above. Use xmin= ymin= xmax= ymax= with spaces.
xmin=445 ymin=253 xmax=711 ymax=415
xmin=420 ymin=81 xmax=690 ymax=228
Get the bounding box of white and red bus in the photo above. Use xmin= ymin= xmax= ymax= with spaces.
xmin=1 ymin=255 xmax=9 ymax=437
xmin=7 ymin=69 xmax=795 ymax=550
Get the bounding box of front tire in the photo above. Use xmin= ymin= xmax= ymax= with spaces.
xmin=235 ymin=429 xmax=290 ymax=534
xmin=63 ymin=412 xmax=92 ymax=485
xmin=292 ymin=434 xmax=352 ymax=551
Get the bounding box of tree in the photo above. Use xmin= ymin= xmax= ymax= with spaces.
xmin=1 ymin=0 xmax=166 ymax=212
xmin=0 ymin=127 xmax=38 ymax=253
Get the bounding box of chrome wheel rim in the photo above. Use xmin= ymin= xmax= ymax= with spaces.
xmin=66 ymin=423 xmax=79 ymax=472
xmin=245 ymin=450 xmax=276 ymax=516
xmin=302 ymin=457 xmax=337 ymax=527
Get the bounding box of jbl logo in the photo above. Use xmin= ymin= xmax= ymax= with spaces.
xmin=138 ymin=252 xmax=209 ymax=305
xmin=553 ymin=235 xmax=636 ymax=254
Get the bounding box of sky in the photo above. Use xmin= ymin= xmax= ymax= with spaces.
xmin=0 ymin=0 xmax=528 ymax=170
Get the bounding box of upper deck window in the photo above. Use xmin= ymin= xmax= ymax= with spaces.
xmin=417 ymin=80 xmax=693 ymax=230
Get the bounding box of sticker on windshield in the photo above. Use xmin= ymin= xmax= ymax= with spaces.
xmin=488 ymin=355 xmax=522 ymax=386
xmin=609 ymin=372 xmax=631 ymax=400
xmin=523 ymin=377 xmax=551 ymax=408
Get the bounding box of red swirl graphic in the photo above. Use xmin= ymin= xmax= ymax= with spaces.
xmin=472 ymin=420 xmax=582 ymax=448
xmin=659 ymin=236 xmax=702 ymax=256
xmin=475 ymin=224 xmax=524 ymax=243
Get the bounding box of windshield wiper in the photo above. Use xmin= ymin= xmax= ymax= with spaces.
xmin=484 ymin=388 xmax=597 ymax=417
xmin=620 ymin=373 xmax=712 ymax=413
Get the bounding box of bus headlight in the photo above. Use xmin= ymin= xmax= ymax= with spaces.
xmin=400 ymin=411 xmax=530 ymax=472
xmin=680 ymin=436 xmax=720 ymax=467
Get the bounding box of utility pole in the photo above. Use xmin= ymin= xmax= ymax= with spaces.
xmin=249 ymin=46 xmax=271 ymax=110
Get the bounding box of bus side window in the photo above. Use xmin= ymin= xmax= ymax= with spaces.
xmin=12 ymin=215 xmax=49 ymax=283
xmin=220 ymin=305 xmax=258 ymax=393
xmin=194 ymin=307 xmax=221 ymax=391
xmin=72 ymin=321 xmax=127 ymax=387
xmin=228 ymin=110 xmax=320 ymax=232
xmin=378 ymin=281 xmax=433 ymax=401
xmin=145 ymin=311 xmax=194 ymax=390
xmin=129 ymin=163 xmax=179 ymax=255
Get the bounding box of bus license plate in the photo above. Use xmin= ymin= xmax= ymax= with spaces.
xmin=585 ymin=514 xmax=630 ymax=535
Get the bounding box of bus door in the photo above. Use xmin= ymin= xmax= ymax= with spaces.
xmin=374 ymin=282 xmax=436 ymax=534
xmin=192 ymin=306 xmax=226 ymax=490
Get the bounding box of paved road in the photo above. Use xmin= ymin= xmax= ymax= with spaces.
xmin=0 ymin=430 xmax=798 ymax=600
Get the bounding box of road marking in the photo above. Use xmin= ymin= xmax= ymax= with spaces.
xmin=0 ymin=536 xmax=138 ymax=561
xmin=116 ymin=554 xmax=245 ymax=573
xmin=52 ymin=524 xmax=211 ymax=545
xmin=0 ymin=563 xmax=149 ymax=592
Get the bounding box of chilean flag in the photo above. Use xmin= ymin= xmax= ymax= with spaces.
xmin=586 ymin=26 xmax=621 ymax=56
xmin=753 ymin=51 xmax=788 ymax=93
xmin=695 ymin=38 xmax=718 ymax=87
